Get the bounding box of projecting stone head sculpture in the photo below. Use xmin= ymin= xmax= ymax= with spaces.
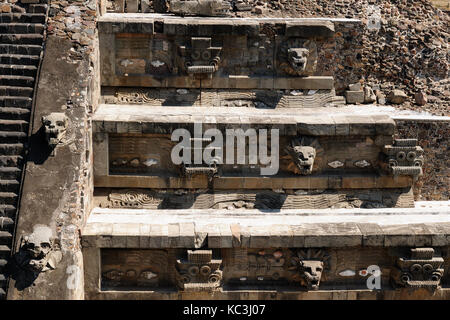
xmin=287 ymin=48 xmax=310 ymax=74
xmin=288 ymin=249 xmax=329 ymax=291
xmin=286 ymin=138 xmax=317 ymax=175
xmin=42 ymin=112 xmax=68 ymax=149
xmin=278 ymin=40 xmax=318 ymax=77
xmin=20 ymin=225 xmax=62 ymax=273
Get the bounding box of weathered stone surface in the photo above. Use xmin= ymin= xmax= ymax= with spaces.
xmin=345 ymin=90 xmax=364 ymax=104
xmin=415 ymin=92 xmax=428 ymax=106
xmin=388 ymin=89 xmax=408 ymax=104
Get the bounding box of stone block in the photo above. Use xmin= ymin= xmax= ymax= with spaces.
xmin=248 ymin=226 xmax=270 ymax=248
xmin=285 ymin=21 xmax=335 ymax=38
xmin=348 ymin=83 xmax=362 ymax=91
xmin=345 ymin=90 xmax=365 ymax=104
xmin=179 ymin=222 xmax=196 ymax=247
xmin=149 ymin=224 xmax=169 ymax=248
xmin=388 ymin=89 xmax=407 ymax=104
xmin=357 ymin=223 xmax=384 ymax=246
xmin=207 ymin=224 xmax=222 ymax=248
xmin=139 ymin=224 xmax=150 ymax=248
xmin=126 ymin=0 xmax=139 ymax=12
xmin=219 ymin=224 xmax=233 ymax=248
xmin=382 ymin=225 xmax=416 ymax=247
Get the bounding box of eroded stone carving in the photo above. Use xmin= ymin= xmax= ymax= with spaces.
xmin=287 ymin=48 xmax=309 ymax=75
xmin=101 ymin=250 xmax=168 ymax=288
xmin=391 ymin=248 xmax=444 ymax=290
xmin=107 ymin=189 xmax=160 ymax=208
xmin=278 ymin=40 xmax=318 ymax=77
xmin=285 ymin=137 xmax=317 ymax=175
xmin=18 ymin=225 xmax=62 ymax=273
xmin=288 ymin=249 xmax=329 ymax=290
xmin=182 ymin=163 xmax=219 ymax=179
xmin=232 ymin=0 xmax=251 ymax=11
xmin=247 ymin=250 xmax=286 ymax=281
xmin=179 ymin=37 xmax=222 ymax=77
xmin=383 ymin=139 xmax=424 ymax=177
xmin=176 ymin=250 xmax=223 ymax=291
xmin=42 ymin=113 xmax=68 ymax=149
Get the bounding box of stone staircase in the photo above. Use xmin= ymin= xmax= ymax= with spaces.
xmin=0 ymin=1 xmax=47 ymax=299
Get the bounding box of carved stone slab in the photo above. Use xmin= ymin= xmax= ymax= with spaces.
xmin=99 ymin=15 xmax=339 ymax=89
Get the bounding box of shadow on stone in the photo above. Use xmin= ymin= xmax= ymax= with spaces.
xmin=27 ymin=125 xmax=53 ymax=165
xmin=4 ymin=251 xmax=40 ymax=291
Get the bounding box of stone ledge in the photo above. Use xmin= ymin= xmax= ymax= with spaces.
xmin=92 ymin=105 xmax=396 ymax=136
xmin=93 ymin=174 xmax=413 ymax=190
xmin=98 ymin=14 xmax=358 ymax=36
xmin=81 ymin=203 xmax=450 ymax=249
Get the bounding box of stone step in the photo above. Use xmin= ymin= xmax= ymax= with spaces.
xmin=0 ymin=64 xmax=37 ymax=77
xmin=0 ymin=180 xmax=19 ymax=192
xmin=0 ymin=287 xmax=5 ymax=299
xmin=0 ymin=44 xmax=42 ymax=56
xmin=0 ymin=33 xmax=44 ymax=45
xmin=0 ymin=107 xmax=31 ymax=120
xmin=0 ymin=259 xmax=6 ymax=268
xmin=0 ymin=54 xmax=40 ymax=66
xmin=0 ymin=245 xmax=10 ymax=254
xmin=0 ymin=85 xmax=33 ymax=97
xmin=0 ymin=23 xmax=45 ymax=34
xmin=0 ymin=167 xmax=21 ymax=180
xmin=0 ymin=120 xmax=28 ymax=132
xmin=0 ymin=131 xmax=26 ymax=143
xmin=0 ymin=217 xmax=13 ymax=228
xmin=0 ymin=144 xmax=23 ymax=156
xmin=0 ymin=75 xmax=35 ymax=87
xmin=0 ymin=193 xmax=18 ymax=205
xmin=0 ymin=273 xmax=5 ymax=286
xmin=28 ymin=4 xmax=48 ymax=14
xmin=0 ymin=231 xmax=12 ymax=245
xmin=0 ymin=13 xmax=46 ymax=24
xmin=0 ymin=156 xmax=22 ymax=168
xmin=0 ymin=96 xmax=32 ymax=108
xmin=0 ymin=204 xmax=16 ymax=217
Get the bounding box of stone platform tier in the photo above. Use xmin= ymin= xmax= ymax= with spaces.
xmin=98 ymin=14 xmax=360 ymax=93
xmin=82 ymin=201 xmax=450 ymax=300
xmin=92 ymin=105 xmax=420 ymax=207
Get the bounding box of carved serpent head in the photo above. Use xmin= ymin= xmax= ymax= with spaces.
xmin=291 ymin=145 xmax=316 ymax=175
xmin=287 ymin=48 xmax=309 ymax=74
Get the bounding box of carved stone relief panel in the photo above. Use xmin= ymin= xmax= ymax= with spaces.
xmin=383 ymin=139 xmax=424 ymax=177
xmin=107 ymin=133 xmax=386 ymax=178
xmin=101 ymin=249 xmax=172 ymax=289
xmin=100 ymin=20 xmax=337 ymax=88
xmin=224 ymin=248 xmax=330 ymax=290
xmin=103 ymin=87 xmax=343 ymax=108
xmin=277 ymin=39 xmax=318 ymax=77
xmin=175 ymin=250 xmax=223 ymax=291
xmin=178 ymin=37 xmax=222 ymax=78
xmin=391 ymin=248 xmax=444 ymax=290
xmin=108 ymin=134 xmax=179 ymax=176
xmin=94 ymin=188 xmax=415 ymax=210
xmin=287 ymin=249 xmax=330 ymax=290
